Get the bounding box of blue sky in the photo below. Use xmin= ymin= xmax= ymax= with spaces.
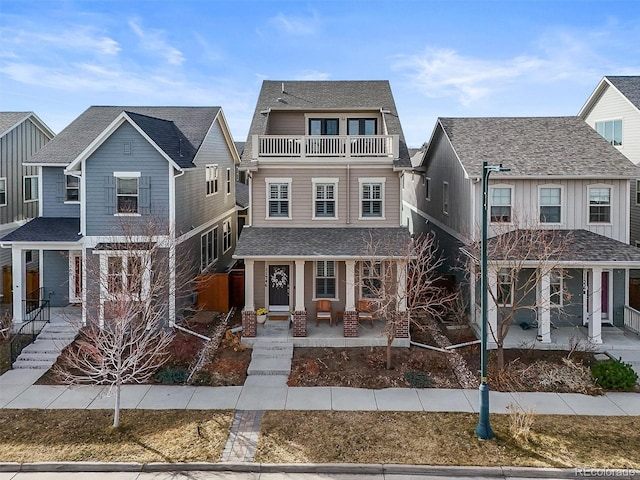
xmin=1 ymin=0 xmax=639 ymax=147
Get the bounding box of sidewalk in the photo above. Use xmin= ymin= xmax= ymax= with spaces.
xmin=1 ymin=368 xmax=639 ymax=415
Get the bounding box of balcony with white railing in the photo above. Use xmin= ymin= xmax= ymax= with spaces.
xmin=252 ymin=135 xmax=399 ymax=159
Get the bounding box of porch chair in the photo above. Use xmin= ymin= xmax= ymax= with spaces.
xmin=357 ymin=299 xmax=375 ymax=327
xmin=315 ymin=299 xmax=333 ymax=326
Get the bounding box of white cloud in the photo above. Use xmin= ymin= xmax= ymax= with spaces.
xmin=294 ymin=70 xmax=331 ymax=80
xmin=269 ymin=12 xmax=319 ymax=36
xmin=128 ymin=19 xmax=185 ymax=66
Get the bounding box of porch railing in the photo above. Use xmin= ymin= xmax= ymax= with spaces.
xmin=253 ymin=134 xmax=399 ymax=159
xmin=623 ymin=305 xmax=640 ymax=335
xmin=10 ymin=289 xmax=50 ymax=364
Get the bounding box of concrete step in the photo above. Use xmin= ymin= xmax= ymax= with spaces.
xmin=36 ymin=332 xmax=77 ymax=341
xmin=16 ymin=352 xmax=59 ymax=363
xmin=21 ymin=340 xmax=65 ymax=354
xmin=264 ymin=319 xmax=290 ymax=331
xmin=247 ymin=357 xmax=292 ymax=376
xmin=41 ymin=325 xmax=78 ymax=334
xmin=252 ymin=342 xmax=293 ymax=356
xmin=12 ymin=359 xmax=54 ymax=369
xmin=243 ymin=375 xmax=289 ymax=387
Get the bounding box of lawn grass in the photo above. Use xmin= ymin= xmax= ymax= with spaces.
xmin=0 ymin=410 xmax=233 ymax=463
xmin=256 ymin=411 xmax=640 ymax=469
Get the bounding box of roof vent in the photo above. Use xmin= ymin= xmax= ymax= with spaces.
xmin=281 ymin=82 xmax=285 ymax=94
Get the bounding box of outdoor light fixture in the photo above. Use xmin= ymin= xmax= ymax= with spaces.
xmin=476 ymin=161 xmax=510 ymax=441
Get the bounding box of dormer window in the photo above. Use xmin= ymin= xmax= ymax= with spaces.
xmin=348 ymin=118 xmax=376 ymax=135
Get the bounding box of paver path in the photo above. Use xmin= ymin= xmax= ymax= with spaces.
xmin=221 ymin=410 xmax=264 ymax=462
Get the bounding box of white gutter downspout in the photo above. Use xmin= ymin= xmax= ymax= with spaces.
xmin=169 ymin=167 xmax=185 ymax=328
xmin=346 ymin=164 xmax=350 ymax=224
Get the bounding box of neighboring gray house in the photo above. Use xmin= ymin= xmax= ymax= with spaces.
xmin=234 ymin=80 xmax=412 ymax=343
xmin=403 ymin=116 xmax=640 ymax=346
xmin=0 ymin=112 xmax=55 ymax=305
xmin=1 ymin=106 xmax=239 ymax=326
xmin=578 ymin=76 xmax=640 ymax=246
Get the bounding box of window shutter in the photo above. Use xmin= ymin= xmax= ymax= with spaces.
xmin=56 ymin=173 xmax=65 ymax=202
xmin=104 ymin=176 xmax=116 ymax=214
xmin=139 ymin=176 xmax=151 ymax=215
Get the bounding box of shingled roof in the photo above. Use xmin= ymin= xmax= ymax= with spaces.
xmin=0 ymin=111 xmax=55 ymax=139
xmin=26 ymin=106 xmax=220 ymax=168
xmin=234 ymin=227 xmax=411 ymax=258
xmin=0 ymin=218 xmax=81 ymax=243
xmin=241 ymin=80 xmax=411 ymax=167
xmin=606 ymin=76 xmax=640 ymax=110
xmin=437 ymin=116 xmax=640 ymax=178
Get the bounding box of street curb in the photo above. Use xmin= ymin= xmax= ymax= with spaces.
xmin=0 ymin=462 xmax=583 ymax=477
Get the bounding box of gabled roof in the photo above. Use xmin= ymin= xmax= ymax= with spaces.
xmin=433 ymin=116 xmax=640 ymax=178
xmin=579 ymin=76 xmax=640 ymax=117
xmin=241 ymin=80 xmax=411 ymax=167
xmin=26 ymin=106 xmax=221 ymax=168
xmin=0 ymin=111 xmax=55 ymax=139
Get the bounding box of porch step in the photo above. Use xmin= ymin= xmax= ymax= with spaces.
xmin=11 ymin=320 xmax=80 ymax=371
xmin=252 ymin=343 xmax=293 ymax=359
xmin=264 ymin=318 xmax=291 ymax=331
xmin=12 ymin=359 xmax=56 ymax=369
xmin=21 ymin=341 xmax=62 ymax=354
xmin=247 ymin=357 xmax=292 ymax=376
xmin=14 ymin=352 xmax=59 ymax=363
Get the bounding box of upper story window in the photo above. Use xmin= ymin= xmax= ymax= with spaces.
xmin=490 ymin=186 xmax=512 ymax=222
xmin=315 ymin=260 xmax=336 ymax=299
xmin=206 ymin=165 xmax=219 ymax=195
xmin=424 ymin=176 xmax=431 ymax=201
xmin=443 ymin=181 xmax=449 ymax=215
xmin=201 ymin=227 xmax=218 ymax=272
xmin=0 ymin=178 xmax=6 ymax=206
xmin=116 ymin=176 xmax=139 ymax=214
xmin=66 ymin=175 xmax=80 ymax=202
xmin=313 ymin=179 xmax=337 ymax=219
xmin=223 ymin=219 xmax=232 ymax=253
xmin=347 ymin=118 xmax=377 ymax=135
xmin=360 ymin=178 xmax=384 ymax=218
xmin=309 ymin=118 xmax=339 ymax=136
xmin=267 ymin=178 xmax=291 ymax=218
xmin=24 ymin=176 xmax=38 ymax=203
xmin=588 ymin=186 xmax=611 ymax=223
xmin=539 ymin=186 xmax=561 ymax=223
xmin=636 ymin=180 xmax=640 ymax=205
xmin=595 ymin=119 xmax=622 ymax=146
xmin=226 ymin=168 xmax=231 ymax=195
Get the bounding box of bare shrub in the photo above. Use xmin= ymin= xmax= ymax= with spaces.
xmin=506 ymin=403 xmax=536 ymax=444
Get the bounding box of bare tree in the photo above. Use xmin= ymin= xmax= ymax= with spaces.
xmin=55 ymin=215 xmax=197 ymax=428
xmin=467 ymin=216 xmax=574 ymax=370
xmin=360 ymin=233 xmax=459 ymax=369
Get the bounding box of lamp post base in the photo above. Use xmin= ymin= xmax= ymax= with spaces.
xmin=475 ymin=382 xmax=494 ymax=440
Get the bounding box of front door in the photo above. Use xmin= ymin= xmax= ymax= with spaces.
xmin=268 ymin=264 xmax=290 ymax=311
xmin=601 ymin=271 xmax=610 ymax=322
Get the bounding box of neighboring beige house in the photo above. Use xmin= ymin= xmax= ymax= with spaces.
xmin=234 ymin=80 xmax=412 ymax=344
xmin=579 ymin=76 xmax=640 ymax=246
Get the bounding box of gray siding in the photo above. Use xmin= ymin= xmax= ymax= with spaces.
xmin=42 ymin=250 xmax=70 ymax=307
xmin=41 ymin=167 xmax=80 ymax=218
xmin=0 ymin=117 xmax=50 ymax=227
xmin=84 ymin=122 xmax=169 ymax=236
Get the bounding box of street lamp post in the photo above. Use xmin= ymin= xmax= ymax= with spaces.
xmin=476 ymin=161 xmax=510 ymax=441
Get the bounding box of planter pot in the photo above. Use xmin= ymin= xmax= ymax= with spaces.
xmin=257 ymin=314 xmax=267 ymax=324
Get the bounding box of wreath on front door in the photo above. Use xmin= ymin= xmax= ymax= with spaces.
xmin=271 ymin=267 xmax=288 ymax=289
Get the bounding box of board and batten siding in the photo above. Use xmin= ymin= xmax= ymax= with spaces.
xmin=175 ymin=119 xmax=237 ymax=235
xmin=41 ymin=167 xmax=80 ymax=218
xmin=475 ymin=178 xmax=629 ymax=242
xmin=84 ymin=122 xmax=169 ymax=237
xmin=251 ymin=165 xmax=401 ymax=227
xmin=0 ymin=117 xmax=50 ymax=228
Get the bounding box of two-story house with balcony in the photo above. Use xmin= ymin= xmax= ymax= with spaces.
xmin=234 ymin=80 xmax=412 ymax=344
xmin=403 ymin=116 xmax=640 ymax=347
xmin=0 ymin=112 xmax=55 ymax=306
xmin=579 ymin=76 xmax=640 ymax=246
xmin=1 ymin=106 xmax=239 ymax=327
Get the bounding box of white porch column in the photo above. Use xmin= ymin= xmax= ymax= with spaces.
xmin=11 ymin=246 xmax=24 ymax=323
xmin=244 ymin=259 xmax=255 ymax=311
xmin=294 ymin=260 xmax=305 ymax=311
xmin=345 ymin=260 xmax=356 ymax=311
xmin=589 ymin=267 xmax=603 ymax=344
xmin=537 ymin=271 xmax=551 ymax=343
xmin=487 ymin=268 xmax=498 ymax=343
xmin=397 ymin=260 xmax=407 ymax=312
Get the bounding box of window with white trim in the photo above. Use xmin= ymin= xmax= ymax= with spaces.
xmin=106 ymin=254 xmax=145 ymax=298
xmin=490 ymin=186 xmax=511 ymax=222
xmin=636 ymin=180 xmax=640 ymax=205
xmin=496 ymin=268 xmax=513 ymax=306
xmin=315 ymin=261 xmax=336 ymax=299
xmin=596 ymin=119 xmax=622 ymax=146
xmin=424 ymin=176 xmax=430 ymax=200
xmin=65 ymin=175 xmax=80 ymax=202
xmin=226 ymin=168 xmax=231 ymax=195
xmin=550 ymin=269 xmax=563 ymax=307
xmin=206 ymin=165 xmax=219 ymax=195
xmin=24 ymin=176 xmax=38 ymax=202
xmin=0 ymin=178 xmax=6 ymax=206
xmin=361 ymin=181 xmax=383 ymax=218
xmin=361 ymin=261 xmax=382 ymax=299
xmin=588 ymin=186 xmax=611 ymax=223
xmin=223 ymin=219 xmax=232 ymax=252
xmin=268 ymin=182 xmax=290 ymax=217
xmin=443 ymin=181 xmax=449 ymax=214
xmin=314 ymin=182 xmax=336 ymax=218
xmin=539 ymin=186 xmax=561 ymax=223
xmin=116 ymin=176 xmax=138 ymax=213
xmin=309 ymin=118 xmax=339 ymax=135
xmin=200 ymin=227 xmax=218 ymax=272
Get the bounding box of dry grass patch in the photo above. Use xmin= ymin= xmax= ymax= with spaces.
xmin=0 ymin=410 xmax=233 ymax=463
xmin=256 ymin=411 xmax=640 ymax=468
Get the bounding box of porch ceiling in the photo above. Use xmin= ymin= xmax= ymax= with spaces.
xmin=0 ymin=217 xmax=81 ymax=243
xmin=487 ymin=229 xmax=640 ymax=264
xmin=234 ymin=226 xmax=411 ymax=258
